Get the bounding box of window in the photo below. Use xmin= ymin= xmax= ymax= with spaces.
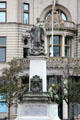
xmin=65 ymin=36 xmax=71 ymax=57
xmin=56 ymin=9 xmax=67 ymax=21
xmin=45 ymin=9 xmax=67 ymax=21
xmin=21 ymin=76 xmax=29 ymax=90
xmin=0 ymin=37 xmax=6 ymax=62
xmin=49 ymin=35 xmax=72 ymax=57
xmin=23 ymin=48 xmax=29 ymax=58
xmin=24 ymin=37 xmax=28 ymax=45
xmin=0 ymin=2 xmax=6 ymax=22
xmin=23 ymin=37 xmax=29 ymax=58
xmin=23 ymin=3 xmax=29 ymax=24
xmin=0 ymin=96 xmax=7 ymax=113
xmin=49 ymin=36 xmax=61 ymax=57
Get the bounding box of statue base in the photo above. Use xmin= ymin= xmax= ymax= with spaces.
xmin=16 ymin=93 xmax=60 ymax=120
xmin=30 ymin=47 xmax=45 ymax=56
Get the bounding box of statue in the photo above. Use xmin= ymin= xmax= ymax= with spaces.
xmin=26 ymin=18 xmax=45 ymax=56
xmin=30 ymin=25 xmax=44 ymax=48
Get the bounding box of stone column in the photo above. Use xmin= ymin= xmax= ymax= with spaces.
xmin=45 ymin=36 xmax=48 ymax=55
xmin=29 ymin=56 xmax=47 ymax=92
xmin=63 ymin=100 xmax=68 ymax=120
xmin=62 ymin=35 xmax=65 ymax=57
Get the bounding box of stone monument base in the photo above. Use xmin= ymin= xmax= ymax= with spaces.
xmin=16 ymin=103 xmax=60 ymax=120
xmin=15 ymin=93 xmax=60 ymax=120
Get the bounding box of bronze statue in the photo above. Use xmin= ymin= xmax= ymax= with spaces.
xmin=26 ymin=18 xmax=45 ymax=56
xmin=29 ymin=23 xmax=45 ymax=56
xmin=30 ymin=25 xmax=44 ymax=48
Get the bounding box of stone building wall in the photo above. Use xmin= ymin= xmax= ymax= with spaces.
xmin=0 ymin=0 xmax=80 ymax=119
xmin=0 ymin=0 xmax=78 ymax=63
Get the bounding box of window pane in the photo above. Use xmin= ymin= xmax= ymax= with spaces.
xmin=54 ymin=36 xmax=60 ymax=44
xmin=0 ymin=96 xmax=7 ymax=113
xmin=65 ymin=37 xmax=70 ymax=45
xmin=24 ymin=13 xmax=28 ymax=24
xmin=0 ymin=12 xmax=6 ymax=22
xmin=50 ymin=36 xmax=60 ymax=44
xmin=24 ymin=4 xmax=29 ymax=10
xmin=61 ymin=13 xmax=67 ymax=21
xmin=23 ymin=48 xmax=29 ymax=58
xmin=54 ymin=46 xmax=60 ymax=56
xmin=0 ymin=3 xmax=6 ymax=8
xmin=0 ymin=48 xmax=6 ymax=62
xmin=49 ymin=46 xmax=53 ymax=57
xmin=24 ymin=38 xmax=28 ymax=45
xmin=50 ymin=36 xmax=53 ymax=45
xmin=0 ymin=103 xmax=7 ymax=112
xmin=0 ymin=37 xmax=6 ymax=45
xmin=65 ymin=47 xmax=69 ymax=57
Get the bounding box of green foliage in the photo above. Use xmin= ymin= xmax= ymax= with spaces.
xmin=0 ymin=58 xmax=26 ymax=106
xmin=48 ymin=77 xmax=80 ymax=105
xmin=0 ymin=58 xmax=27 ymax=120
xmin=48 ymin=83 xmax=63 ymax=104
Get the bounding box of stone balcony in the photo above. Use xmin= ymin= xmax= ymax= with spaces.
xmin=47 ymin=57 xmax=80 ymax=69
xmin=23 ymin=57 xmax=80 ymax=69
xmin=22 ymin=57 xmax=80 ymax=76
xmin=47 ymin=57 xmax=80 ymax=76
xmin=45 ymin=20 xmax=77 ymax=31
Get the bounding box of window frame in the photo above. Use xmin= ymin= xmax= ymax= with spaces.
xmin=0 ymin=1 xmax=7 ymax=23
xmin=65 ymin=36 xmax=72 ymax=57
xmin=49 ymin=35 xmax=61 ymax=57
xmin=0 ymin=36 xmax=6 ymax=62
xmin=23 ymin=47 xmax=29 ymax=58
xmin=23 ymin=36 xmax=29 ymax=58
xmin=23 ymin=3 xmax=29 ymax=25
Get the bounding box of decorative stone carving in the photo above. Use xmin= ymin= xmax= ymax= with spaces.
xmin=30 ymin=75 xmax=42 ymax=92
xmin=45 ymin=11 xmax=64 ymax=30
xmin=30 ymin=46 xmax=45 ymax=56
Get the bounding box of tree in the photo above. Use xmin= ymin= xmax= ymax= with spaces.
xmin=0 ymin=58 xmax=26 ymax=120
xmin=48 ymin=58 xmax=80 ymax=120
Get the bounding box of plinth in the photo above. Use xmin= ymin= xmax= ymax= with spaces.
xmin=16 ymin=93 xmax=60 ymax=120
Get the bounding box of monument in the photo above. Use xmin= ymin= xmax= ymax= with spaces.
xmin=15 ymin=23 xmax=60 ymax=120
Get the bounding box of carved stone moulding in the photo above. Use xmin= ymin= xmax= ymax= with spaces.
xmin=30 ymin=47 xmax=45 ymax=56
xmin=30 ymin=75 xmax=42 ymax=92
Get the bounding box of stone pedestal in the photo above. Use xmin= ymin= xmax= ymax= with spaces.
xmin=15 ymin=55 xmax=60 ymax=120
xmin=29 ymin=56 xmax=47 ymax=92
xmin=16 ymin=93 xmax=60 ymax=120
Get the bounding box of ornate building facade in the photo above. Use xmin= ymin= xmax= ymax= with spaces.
xmin=0 ymin=0 xmax=80 ymax=120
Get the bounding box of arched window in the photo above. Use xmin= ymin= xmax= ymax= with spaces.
xmin=56 ymin=9 xmax=67 ymax=21
xmin=45 ymin=9 xmax=67 ymax=21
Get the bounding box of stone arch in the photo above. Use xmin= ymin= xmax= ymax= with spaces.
xmin=40 ymin=4 xmax=72 ymax=21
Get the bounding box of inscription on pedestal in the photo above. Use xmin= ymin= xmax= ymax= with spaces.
xmin=20 ymin=104 xmax=47 ymax=116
